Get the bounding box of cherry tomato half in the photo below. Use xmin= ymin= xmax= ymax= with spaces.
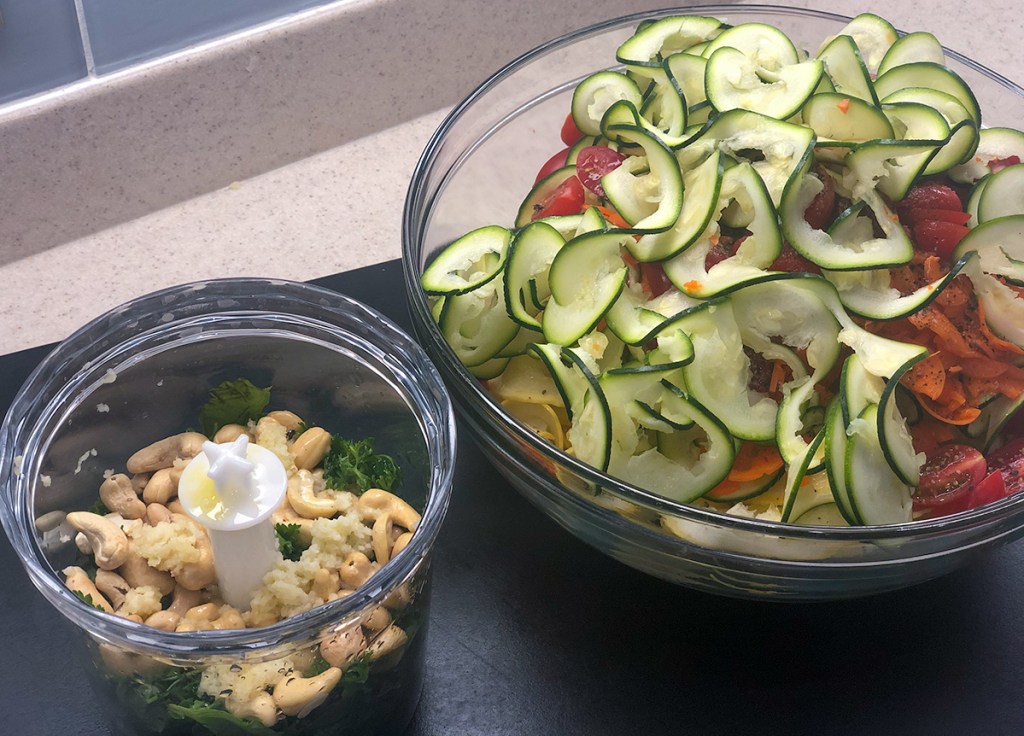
xmin=913 ymin=444 xmax=987 ymax=514
xmin=560 ymin=113 xmax=584 ymax=147
xmin=804 ymin=168 xmax=836 ymax=230
xmin=900 ymin=207 xmax=972 ymax=227
xmin=968 ymin=470 xmax=1008 ymax=509
xmin=769 ymin=243 xmax=820 ymax=274
xmin=913 ymin=220 xmax=970 ymax=259
xmin=986 ymin=438 xmax=1024 ymax=496
xmin=535 ymin=147 xmax=570 ymax=184
xmin=704 ymin=234 xmax=746 ymax=270
xmin=531 ymin=176 xmax=585 ymax=221
xmin=640 ymin=261 xmax=673 ymax=297
xmin=898 ymin=183 xmax=963 ymax=213
xmin=575 ymin=146 xmax=626 ymax=198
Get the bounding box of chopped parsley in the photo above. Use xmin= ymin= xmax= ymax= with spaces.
xmin=72 ymin=590 xmax=105 ymax=611
xmin=275 ymin=523 xmax=306 ymax=561
xmin=115 ymin=668 xmax=277 ymax=735
xmin=322 ymin=437 xmax=400 ymax=494
xmin=340 ymin=653 xmax=372 ymax=688
xmin=198 ymin=378 xmax=271 ymax=438
xmin=86 ymin=498 xmax=110 ymax=516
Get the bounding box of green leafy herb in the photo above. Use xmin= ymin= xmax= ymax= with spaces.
xmin=322 ymin=437 xmax=400 ymax=494
xmin=72 ymin=590 xmax=106 ymax=611
xmin=167 ymin=703 xmax=278 ymax=735
xmin=198 ymin=378 xmax=271 ymax=438
xmin=86 ymin=498 xmax=110 ymax=516
xmin=114 ymin=667 xmax=278 ymax=735
xmin=275 ymin=522 xmax=306 ymax=561
xmin=340 ymin=653 xmax=372 ymax=687
xmin=305 ymin=654 xmax=333 ymax=677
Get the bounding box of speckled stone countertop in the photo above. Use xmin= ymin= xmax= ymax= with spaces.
xmin=0 ymin=0 xmax=1021 ymax=354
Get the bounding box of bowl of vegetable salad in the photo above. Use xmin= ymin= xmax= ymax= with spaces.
xmin=402 ymin=6 xmax=1024 ymax=599
xmin=0 ymin=279 xmax=456 ymax=734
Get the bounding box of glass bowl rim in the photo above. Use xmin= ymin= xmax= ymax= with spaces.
xmin=401 ymin=4 xmax=1024 ymax=544
xmin=0 ymin=277 xmax=457 ymax=657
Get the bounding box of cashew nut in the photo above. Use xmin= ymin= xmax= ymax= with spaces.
xmin=267 ymin=410 xmax=303 ymax=431
xmin=339 ymin=551 xmax=375 ymax=590
xmin=95 ymin=570 xmax=131 ymax=610
xmin=127 ymin=432 xmax=206 ymax=473
xmin=372 ymin=513 xmax=394 ymax=566
xmin=231 ymin=692 xmax=278 ymax=728
xmin=312 ymin=568 xmax=341 ymax=600
xmin=118 ymin=612 xmax=144 ymax=623
xmin=356 ymin=489 xmax=421 ymax=531
xmin=291 ymin=428 xmax=331 ymax=470
xmin=34 ymin=510 xmax=66 ymax=532
xmin=272 ymin=668 xmax=342 ymax=718
xmin=286 ymin=470 xmax=337 ymax=519
xmin=75 ymin=532 xmax=93 ymax=556
xmin=319 ymin=623 xmax=365 ymax=668
xmin=175 ymin=603 xmax=245 ymax=632
xmin=142 ymin=466 xmax=181 ymax=505
xmin=167 ymin=499 xmax=186 ymax=516
xmin=131 ymin=473 xmax=151 ymax=494
xmin=98 ymin=643 xmax=166 ymax=677
xmin=145 ymin=610 xmax=181 ymax=631
xmin=63 ymin=566 xmax=114 ymax=612
xmin=213 ymin=423 xmax=250 ymax=443
xmin=361 ymin=606 xmax=392 ymax=636
xmin=66 ymin=512 xmax=130 ymax=570
xmin=145 ymin=502 xmax=172 ymax=526
xmin=368 ymin=624 xmax=408 ymax=662
xmin=100 ymin=474 xmax=146 ymax=519
xmin=117 ymin=540 xmax=176 ymax=595
xmin=169 ymin=514 xmax=216 ymax=591
xmin=167 ymin=584 xmax=203 ymax=616
xmin=391 ymin=531 xmax=414 ymax=559
xmin=382 ymin=583 xmax=413 ymax=611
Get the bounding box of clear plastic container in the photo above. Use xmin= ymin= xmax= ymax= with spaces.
xmin=401 ymin=6 xmax=1024 ymax=599
xmin=0 ymin=278 xmax=456 ymax=734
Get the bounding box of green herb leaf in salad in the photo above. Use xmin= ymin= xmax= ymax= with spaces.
xmin=198 ymin=378 xmax=271 ymax=438
xmin=115 ymin=668 xmax=277 ymax=735
xmin=304 ymin=654 xmax=333 ymax=678
xmin=167 ymin=703 xmax=278 ymax=736
xmin=72 ymin=590 xmax=106 ymax=611
xmin=340 ymin=653 xmax=372 ymax=688
xmin=86 ymin=498 xmax=110 ymax=516
xmin=323 ymin=437 xmax=400 ymax=494
xmin=275 ymin=522 xmax=306 ymax=561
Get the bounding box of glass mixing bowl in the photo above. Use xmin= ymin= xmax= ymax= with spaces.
xmin=0 ymin=278 xmax=456 ymax=734
xmin=401 ymin=5 xmax=1024 ymax=600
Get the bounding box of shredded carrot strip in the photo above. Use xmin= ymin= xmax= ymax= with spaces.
xmin=837 ymin=98 xmax=851 ymax=113
xmin=903 ymin=353 xmax=945 ymax=401
xmin=908 ymin=307 xmax=979 ymax=357
xmin=960 ymin=356 xmax=1011 ymax=380
xmin=706 ymin=478 xmax=743 ymax=500
xmin=769 ymin=360 xmax=787 ymax=394
xmin=727 ymin=443 xmax=784 ymax=482
xmin=590 ymin=204 xmax=630 ymax=229
xmin=978 ymin=299 xmax=1024 ymax=356
xmin=918 ymin=395 xmax=981 ymax=426
xmin=922 ymin=255 xmax=943 ymax=282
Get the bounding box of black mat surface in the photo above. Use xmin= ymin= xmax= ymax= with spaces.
xmin=2 ymin=260 xmax=1021 ymax=735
